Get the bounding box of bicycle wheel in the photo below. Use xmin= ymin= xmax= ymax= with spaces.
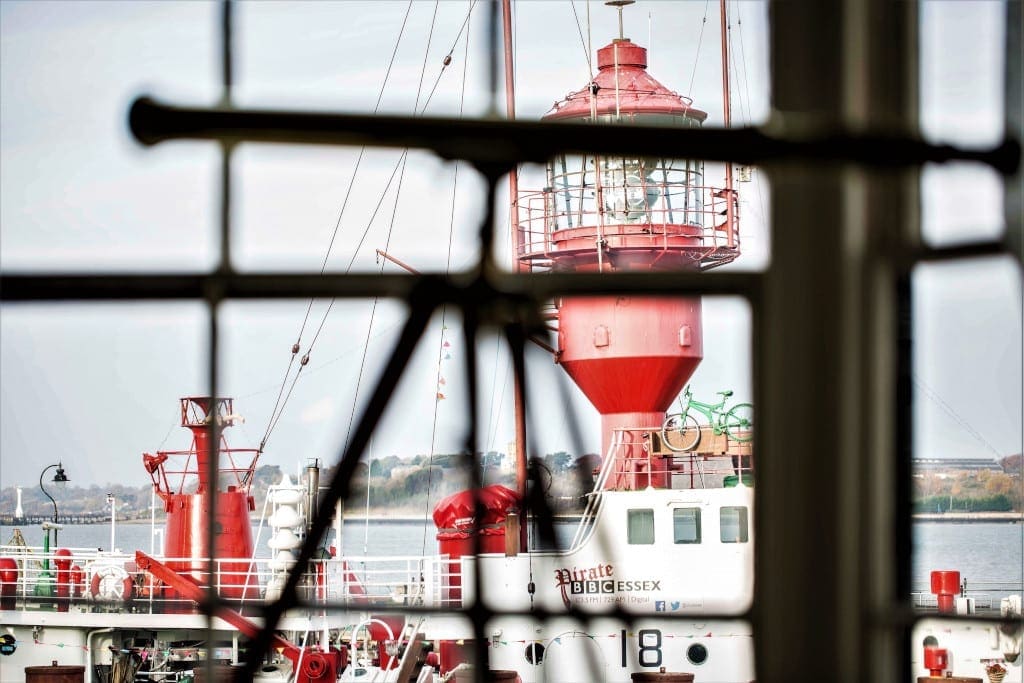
xmin=724 ymin=403 xmax=754 ymax=442
xmin=662 ymin=413 xmax=701 ymax=452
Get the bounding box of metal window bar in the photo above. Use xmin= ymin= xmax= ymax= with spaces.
xmin=0 ymin=1 xmax=1020 ymax=682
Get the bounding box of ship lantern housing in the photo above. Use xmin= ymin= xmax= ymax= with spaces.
xmin=518 ymin=38 xmax=741 ymax=273
xmin=516 ymin=31 xmax=743 ymax=489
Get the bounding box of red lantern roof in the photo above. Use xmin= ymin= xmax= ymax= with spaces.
xmin=543 ymin=39 xmax=708 ymax=123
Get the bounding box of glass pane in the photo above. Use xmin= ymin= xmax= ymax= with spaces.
xmin=920 ymin=2 xmax=1004 ymax=147
xmin=921 ymin=163 xmax=1004 ymax=247
xmin=236 ymin=2 xmax=492 ymax=117
xmin=673 ymin=508 xmax=702 ymax=544
xmin=0 ymin=303 xmax=206 ymax=488
xmin=720 ymin=506 xmax=749 ymax=544
xmin=919 ymin=1 xmax=1007 ymax=246
xmin=628 ymin=509 xmax=655 ymax=545
xmin=911 ymin=258 xmax=1023 ymax=626
xmin=0 ymin=3 xmax=220 ymax=271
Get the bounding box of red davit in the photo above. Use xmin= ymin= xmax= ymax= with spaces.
xmin=517 ymin=38 xmax=741 ymax=489
xmin=143 ymin=397 xmax=259 ymax=608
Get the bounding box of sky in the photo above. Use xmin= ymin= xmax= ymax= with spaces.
xmin=0 ymin=1 xmax=1019 ymax=490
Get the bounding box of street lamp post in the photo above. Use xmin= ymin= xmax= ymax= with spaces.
xmin=39 ymin=462 xmax=69 ymax=547
xmin=107 ymin=493 xmax=116 ymax=552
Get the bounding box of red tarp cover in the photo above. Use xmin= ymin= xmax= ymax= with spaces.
xmin=432 ymin=485 xmax=520 ymax=539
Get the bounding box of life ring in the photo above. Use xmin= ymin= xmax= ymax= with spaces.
xmin=90 ymin=565 xmax=133 ymax=603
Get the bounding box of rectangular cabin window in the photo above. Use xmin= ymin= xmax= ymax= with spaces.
xmin=720 ymin=506 xmax=749 ymax=544
xmin=627 ymin=509 xmax=655 ymax=545
xmin=673 ymin=508 xmax=702 ymax=544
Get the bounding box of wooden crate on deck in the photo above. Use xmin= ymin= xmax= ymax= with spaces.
xmin=647 ymin=425 xmax=753 ymax=457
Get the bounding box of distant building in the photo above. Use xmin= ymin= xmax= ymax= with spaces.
xmin=912 ymin=458 xmax=1003 ymax=472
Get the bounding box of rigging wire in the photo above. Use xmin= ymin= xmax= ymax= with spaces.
xmin=730 ymin=0 xmax=752 ymax=126
xmin=261 ymin=152 xmax=410 ymax=449
xmin=302 ymin=0 xmax=453 ymax=356
xmin=263 ymin=0 xmax=474 ymax=449
xmin=685 ymin=0 xmax=712 ymax=99
xmin=569 ymin=0 xmax=595 ymax=76
xmin=484 ymin=340 xmax=508 ymax=451
xmin=319 ymin=0 xmax=480 ymax=465
xmin=422 ymin=0 xmax=478 ymax=107
xmin=340 ymin=150 xmax=412 ymax=455
xmin=237 ymin=320 xmax=403 ymax=401
xmin=422 ymin=1 xmax=473 ymax=556
xmin=260 ymin=0 xmax=417 ymax=451
xmin=913 ymin=376 xmax=1007 ymax=459
xmin=341 ymin=0 xmax=444 ymax=454
xmin=155 ymin=405 xmax=183 ymax=451
xmin=730 ymin=0 xmax=770 ymax=248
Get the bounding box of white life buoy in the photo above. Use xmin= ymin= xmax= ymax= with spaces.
xmin=90 ymin=564 xmax=133 ymax=603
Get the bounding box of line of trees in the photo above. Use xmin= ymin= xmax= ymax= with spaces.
xmin=4 ymin=454 xmax=1018 ymax=520
xmin=913 ymin=456 xmax=1022 ymax=512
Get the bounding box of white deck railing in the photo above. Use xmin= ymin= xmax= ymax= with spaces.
xmin=0 ymin=545 xmax=463 ymax=614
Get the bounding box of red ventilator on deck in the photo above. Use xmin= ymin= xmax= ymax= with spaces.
xmin=923 ymin=645 xmax=948 ymax=677
xmin=434 ymin=485 xmax=521 ymax=605
xmin=930 ymin=570 xmax=961 ymax=614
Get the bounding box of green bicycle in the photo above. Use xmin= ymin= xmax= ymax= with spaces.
xmin=661 ymin=385 xmax=754 ymax=452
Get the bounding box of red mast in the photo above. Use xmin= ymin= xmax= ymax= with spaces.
xmin=517 ymin=3 xmax=741 ymax=490
xmin=501 ymin=0 xmax=529 ymax=506
xmin=143 ymin=397 xmax=259 ymax=605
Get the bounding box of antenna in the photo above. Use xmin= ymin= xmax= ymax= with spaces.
xmin=605 ymin=0 xmax=635 ymax=41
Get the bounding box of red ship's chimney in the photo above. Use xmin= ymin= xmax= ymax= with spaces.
xmin=517 ymin=6 xmax=741 ymax=489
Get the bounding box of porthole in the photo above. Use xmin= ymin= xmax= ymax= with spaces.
xmin=525 ymin=642 xmax=545 ymax=665
xmin=686 ymin=643 xmax=708 ymax=665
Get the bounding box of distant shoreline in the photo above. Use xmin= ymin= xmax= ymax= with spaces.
xmin=912 ymin=512 xmax=1022 ymax=523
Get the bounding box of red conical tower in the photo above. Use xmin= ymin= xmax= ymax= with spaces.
xmin=518 ymin=25 xmax=741 ymax=489
xmin=143 ymin=397 xmax=259 ymax=607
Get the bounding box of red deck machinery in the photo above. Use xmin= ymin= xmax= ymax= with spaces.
xmin=136 ymin=551 xmax=345 ymax=682
xmin=143 ymin=397 xmax=260 ymax=607
xmin=517 ymin=34 xmax=742 ymax=489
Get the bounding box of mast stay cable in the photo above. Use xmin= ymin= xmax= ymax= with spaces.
xmin=731 ymin=0 xmax=770 ymax=244
xmin=259 ymin=1 xmax=477 ymax=453
xmin=421 ymin=1 xmax=474 ymax=557
xmin=259 ymin=0 xmax=418 ymax=453
xmin=685 ymin=0 xmax=712 ymax=99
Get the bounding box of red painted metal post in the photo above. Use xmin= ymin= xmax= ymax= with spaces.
xmin=719 ymin=0 xmax=735 ymax=247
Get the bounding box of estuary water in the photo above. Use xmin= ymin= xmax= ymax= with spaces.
xmin=2 ymin=519 xmax=1021 ymax=589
